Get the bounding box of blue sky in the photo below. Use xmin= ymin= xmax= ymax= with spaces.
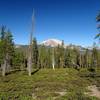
xmin=0 ymin=0 xmax=100 ymax=46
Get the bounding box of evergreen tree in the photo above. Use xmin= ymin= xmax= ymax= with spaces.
xmin=0 ymin=26 xmax=14 ymax=76
xmin=47 ymin=48 xmax=52 ymax=68
xmin=95 ymin=11 xmax=100 ymax=41
xmin=55 ymin=45 xmax=60 ymax=68
xmin=64 ymin=48 xmax=72 ymax=67
xmin=84 ymin=49 xmax=89 ymax=68
xmin=91 ymin=45 xmax=98 ymax=68
xmin=60 ymin=40 xmax=65 ymax=68
xmin=32 ymin=38 xmax=39 ymax=68
xmin=98 ymin=50 xmax=100 ymax=67
xmin=12 ymin=50 xmax=25 ymax=70
xmin=38 ymin=45 xmax=47 ymax=68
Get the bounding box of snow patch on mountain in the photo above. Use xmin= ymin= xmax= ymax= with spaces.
xmin=41 ymin=39 xmax=63 ymax=47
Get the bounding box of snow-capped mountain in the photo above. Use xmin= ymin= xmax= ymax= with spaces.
xmin=15 ymin=38 xmax=92 ymax=51
xmin=41 ymin=39 xmax=63 ymax=47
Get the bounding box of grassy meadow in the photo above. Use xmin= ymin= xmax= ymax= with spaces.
xmin=0 ymin=68 xmax=100 ymax=100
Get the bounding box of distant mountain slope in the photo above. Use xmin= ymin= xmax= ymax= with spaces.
xmin=15 ymin=38 xmax=99 ymax=52
xmin=41 ymin=39 xmax=63 ymax=47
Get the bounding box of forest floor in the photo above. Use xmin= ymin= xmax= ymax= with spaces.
xmin=0 ymin=68 xmax=100 ymax=100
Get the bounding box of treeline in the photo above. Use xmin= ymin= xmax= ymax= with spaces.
xmin=0 ymin=26 xmax=100 ymax=77
xmin=37 ymin=43 xmax=100 ymax=69
xmin=13 ymin=41 xmax=100 ymax=70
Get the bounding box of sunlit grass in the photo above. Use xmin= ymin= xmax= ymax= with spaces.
xmin=0 ymin=68 xmax=100 ymax=100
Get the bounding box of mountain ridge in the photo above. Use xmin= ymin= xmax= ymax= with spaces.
xmin=40 ymin=38 xmax=63 ymax=47
xmin=15 ymin=38 xmax=99 ymax=50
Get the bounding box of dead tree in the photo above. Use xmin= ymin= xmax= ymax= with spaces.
xmin=27 ymin=11 xmax=34 ymax=76
xmin=2 ymin=53 xmax=9 ymax=76
xmin=52 ymin=47 xmax=55 ymax=70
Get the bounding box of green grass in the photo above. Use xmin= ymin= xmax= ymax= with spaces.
xmin=0 ymin=68 xmax=100 ymax=100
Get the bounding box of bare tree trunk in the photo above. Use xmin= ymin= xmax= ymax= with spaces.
xmin=27 ymin=11 xmax=34 ymax=76
xmin=6 ymin=53 xmax=10 ymax=73
xmin=2 ymin=58 xmax=7 ymax=76
xmin=27 ymin=36 xmax=33 ymax=76
xmin=79 ymin=54 xmax=82 ymax=67
xmin=52 ymin=48 xmax=55 ymax=70
xmin=87 ymin=55 xmax=89 ymax=68
xmin=52 ymin=59 xmax=55 ymax=70
xmin=1 ymin=53 xmax=10 ymax=76
xmin=27 ymin=52 xmax=32 ymax=76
